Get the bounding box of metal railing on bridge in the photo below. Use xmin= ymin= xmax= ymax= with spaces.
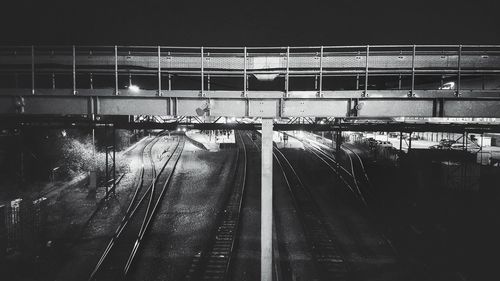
xmin=1 ymin=45 xmax=500 ymax=94
xmin=0 ymin=45 xmax=500 ymax=118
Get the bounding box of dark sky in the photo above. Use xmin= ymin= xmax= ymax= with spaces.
xmin=1 ymin=0 xmax=499 ymax=46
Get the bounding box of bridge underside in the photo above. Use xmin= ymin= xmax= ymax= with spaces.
xmin=1 ymin=89 xmax=500 ymax=118
xmin=2 ymin=45 xmax=500 ymax=281
xmin=1 ymin=114 xmax=499 ymax=133
xmin=1 ymin=45 xmax=500 ymax=120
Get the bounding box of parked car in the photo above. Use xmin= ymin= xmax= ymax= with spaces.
xmin=439 ymin=139 xmax=456 ymax=148
xmin=378 ymin=141 xmax=393 ymax=147
xmin=402 ymin=133 xmax=419 ymax=140
xmin=450 ymin=143 xmax=480 ymax=151
xmin=429 ymin=144 xmax=443 ymax=149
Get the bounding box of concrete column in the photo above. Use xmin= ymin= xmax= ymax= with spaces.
xmin=261 ymin=118 xmax=273 ymax=281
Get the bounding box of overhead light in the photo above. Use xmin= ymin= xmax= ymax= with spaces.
xmin=253 ymin=74 xmax=279 ymax=81
xmin=439 ymin=81 xmax=455 ymax=90
xmin=128 ymin=84 xmax=140 ymax=93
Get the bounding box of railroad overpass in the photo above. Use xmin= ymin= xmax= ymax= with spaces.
xmin=0 ymin=45 xmax=499 ymax=119
xmin=1 ymin=45 xmax=500 ymax=281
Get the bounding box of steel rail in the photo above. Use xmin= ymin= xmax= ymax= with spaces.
xmin=124 ymin=137 xmax=185 ymax=276
xmin=272 ymin=144 xmax=352 ymax=280
xmin=283 ymin=132 xmax=368 ymax=205
xmin=89 ymin=135 xmax=161 ymax=280
xmin=183 ymin=131 xmax=247 ymax=281
xmin=304 ymin=140 xmax=368 ymax=205
xmin=88 ymin=133 xmax=180 ymax=280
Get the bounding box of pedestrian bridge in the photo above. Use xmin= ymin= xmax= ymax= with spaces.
xmin=0 ymin=45 xmax=499 ymax=118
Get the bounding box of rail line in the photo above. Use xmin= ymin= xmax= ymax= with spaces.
xmin=283 ymin=132 xmax=370 ymax=205
xmin=88 ymin=133 xmax=184 ymax=281
xmin=272 ymin=142 xmax=352 ymax=280
xmin=286 ymin=132 xmax=397 ymax=258
xmin=74 ymin=136 xmax=160 ymax=244
xmin=183 ymin=131 xmax=248 ymax=281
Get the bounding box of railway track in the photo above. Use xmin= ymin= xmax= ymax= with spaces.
xmin=285 ymin=132 xmax=395 ymax=259
xmin=283 ymin=132 xmax=370 ymax=205
xmin=88 ymin=133 xmax=185 ymax=281
xmin=74 ymin=135 xmax=162 ymax=244
xmin=183 ymin=131 xmax=248 ymax=281
xmin=272 ymin=143 xmax=352 ymax=281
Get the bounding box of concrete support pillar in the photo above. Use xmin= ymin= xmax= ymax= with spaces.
xmin=261 ymin=118 xmax=273 ymax=281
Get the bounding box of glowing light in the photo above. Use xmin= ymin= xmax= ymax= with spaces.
xmin=128 ymin=84 xmax=140 ymax=93
xmin=182 ymin=128 xmax=187 ymax=132
xmin=177 ymin=128 xmax=181 ymax=131
xmin=439 ymin=82 xmax=455 ymax=90
xmin=61 ymin=130 xmax=67 ymax=137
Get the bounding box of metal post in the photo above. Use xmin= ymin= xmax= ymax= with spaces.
xmin=72 ymin=45 xmax=76 ymax=95
xmin=105 ymin=124 xmax=109 ymax=194
xmin=90 ymin=72 xmax=93 ymax=89
xmin=158 ymin=46 xmax=162 ymax=96
xmin=31 ymin=46 xmax=35 ymax=95
xmin=92 ymin=126 xmax=96 ymax=166
xmin=113 ymin=126 xmax=116 ymax=194
xmin=285 ymin=46 xmax=290 ymax=96
xmin=261 ymin=118 xmax=273 ymax=281
xmin=243 ymin=47 xmax=247 ymax=95
xmin=114 ymin=45 xmax=118 ymax=95
xmin=319 ymin=46 xmax=323 ymax=96
xmin=464 ymin=132 xmax=468 ymax=151
xmin=480 ymin=133 xmax=483 ymax=164
xmin=408 ymin=132 xmax=412 ymax=151
xmin=399 ymin=131 xmax=403 ymax=152
xmin=0 ymin=205 xmax=5 ymax=257
xmin=457 ymin=45 xmax=462 ymax=96
xmin=335 ymin=129 xmax=342 ymax=161
xmin=411 ymin=44 xmax=416 ymax=96
xmin=356 ymin=74 xmax=359 ymax=90
xmin=201 ymin=46 xmax=204 ymax=95
xmin=364 ymin=45 xmax=369 ymax=96
xmin=168 ymin=74 xmax=172 ymax=91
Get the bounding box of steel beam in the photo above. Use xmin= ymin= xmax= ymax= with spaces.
xmin=261 ymin=118 xmax=273 ymax=281
xmin=1 ymin=91 xmax=500 ymax=118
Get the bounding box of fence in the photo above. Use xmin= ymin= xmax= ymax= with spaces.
xmin=0 ymin=197 xmax=47 ymax=256
xmin=1 ymin=45 xmax=499 ymax=94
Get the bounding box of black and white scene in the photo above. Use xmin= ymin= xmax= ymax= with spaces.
xmin=0 ymin=1 xmax=499 ymax=280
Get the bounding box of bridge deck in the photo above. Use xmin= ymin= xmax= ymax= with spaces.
xmin=0 ymin=45 xmax=499 ymax=118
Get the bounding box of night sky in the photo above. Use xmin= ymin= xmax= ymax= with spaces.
xmin=1 ymin=0 xmax=499 ymax=46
